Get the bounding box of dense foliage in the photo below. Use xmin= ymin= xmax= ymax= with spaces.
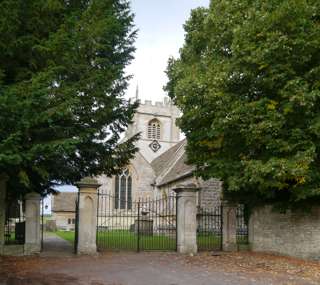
xmin=165 ymin=0 xmax=320 ymax=208
xmin=0 ymin=0 xmax=139 ymax=197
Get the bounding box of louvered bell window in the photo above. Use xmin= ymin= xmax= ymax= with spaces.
xmin=147 ymin=119 xmax=161 ymax=140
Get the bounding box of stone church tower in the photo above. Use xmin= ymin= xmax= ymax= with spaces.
xmin=97 ymin=97 xmax=222 ymax=215
xmin=97 ymin=98 xmax=181 ymax=202
xmin=125 ymin=98 xmax=180 ymax=162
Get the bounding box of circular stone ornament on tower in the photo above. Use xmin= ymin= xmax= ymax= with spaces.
xmin=149 ymin=140 xmax=161 ymax=152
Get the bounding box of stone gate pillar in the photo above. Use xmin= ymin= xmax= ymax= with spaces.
xmin=76 ymin=177 xmax=100 ymax=255
xmin=222 ymin=201 xmax=237 ymax=251
xmin=25 ymin=192 xmax=42 ymax=254
xmin=0 ymin=174 xmax=8 ymax=253
xmin=173 ymin=184 xmax=199 ymax=254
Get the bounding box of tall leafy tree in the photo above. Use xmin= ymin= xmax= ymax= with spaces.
xmin=0 ymin=0 xmax=139 ymax=198
xmin=165 ymin=0 xmax=320 ymax=208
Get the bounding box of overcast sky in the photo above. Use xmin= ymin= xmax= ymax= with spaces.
xmin=126 ymin=0 xmax=210 ymax=102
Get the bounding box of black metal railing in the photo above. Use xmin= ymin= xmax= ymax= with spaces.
xmin=197 ymin=205 xmax=222 ymax=251
xmin=4 ymin=199 xmax=25 ymax=245
xmin=236 ymin=204 xmax=249 ymax=244
xmin=97 ymin=191 xmax=177 ymax=252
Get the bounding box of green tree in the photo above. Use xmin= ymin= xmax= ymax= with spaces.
xmin=165 ymin=0 xmax=320 ymax=208
xmin=0 ymin=0 xmax=139 ymax=198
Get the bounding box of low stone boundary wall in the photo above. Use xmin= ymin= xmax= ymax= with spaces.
xmin=249 ymin=206 xmax=320 ymax=260
xmin=0 ymin=245 xmax=36 ymax=256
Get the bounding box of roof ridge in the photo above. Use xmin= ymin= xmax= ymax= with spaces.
xmin=151 ymin=138 xmax=186 ymax=164
xmin=156 ymin=153 xmax=194 ymax=186
xmin=154 ymin=140 xmax=187 ymax=184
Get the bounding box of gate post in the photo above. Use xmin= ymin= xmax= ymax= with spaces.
xmin=222 ymin=201 xmax=237 ymax=251
xmin=173 ymin=184 xmax=199 ymax=255
xmin=25 ymin=192 xmax=42 ymax=254
xmin=0 ymin=174 xmax=8 ymax=254
xmin=76 ymin=177 xmax=101 ymax=255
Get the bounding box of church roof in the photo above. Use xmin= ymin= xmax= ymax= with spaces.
xmin=52 ymin=192 xmax=77 ymax=212
xmin=157 ymin=152 xmax=195 ymax=186
xmin=151 ymin=139 xmax=186 ymax=177
xmin=151 ymin=139 xmax=195 ymax=186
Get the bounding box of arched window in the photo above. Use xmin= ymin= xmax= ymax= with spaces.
xmin=114 ymin=169 xmax=132 ymax=210
xmin=147 ymin=119 xmax=161 ymax=140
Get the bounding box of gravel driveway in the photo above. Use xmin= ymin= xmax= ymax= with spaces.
xmin=0 ymin=251 xmax=319 ymax=285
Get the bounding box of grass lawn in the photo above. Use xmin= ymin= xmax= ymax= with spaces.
xmin=55 ymin=231 xmax=75 ymax=244
xmin=55 ymin=230 xmax=246 ymax=251
xmin=197 ymin=233 xmax=221 ymax=250
xmin=55 ymin=230 xmax=176 ymax=251
xmin=5 ymin=233 xmax=16 ymax=244
xmin=97 ymin=230 xmax=176 ymax=251
xmin=237 ymin=236 xmax=249 ymax=245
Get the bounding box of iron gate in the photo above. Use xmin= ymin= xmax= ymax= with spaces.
xmin=197 ymin=205 xmax=222 ymax=251
xmin=236 ymin=204 xmax=249 ymax=244
xmin=5 ymin=198 xmax=25 ymax=245
xmin=97 ymin=191 xmax=176 ymax=252
xmin=196 ymin=204 xmax=249 ymax=251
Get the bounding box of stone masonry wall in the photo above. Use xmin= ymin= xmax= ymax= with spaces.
xmin=156 ymin=177 xmax=222 ymax=209
xmin=198 ymin=179 xmax=222 ymax=208
xmin=249 ymin=206 xmax=320 ymax=260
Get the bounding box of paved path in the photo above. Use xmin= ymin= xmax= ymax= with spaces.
xmin=1 ymin=252 xmax=318 ymax=285
xmin=41 ymin=232 xmax=74 ymax=257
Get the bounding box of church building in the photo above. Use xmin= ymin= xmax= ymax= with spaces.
xmin=97 ymin=98 xmax=222 ymax=209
